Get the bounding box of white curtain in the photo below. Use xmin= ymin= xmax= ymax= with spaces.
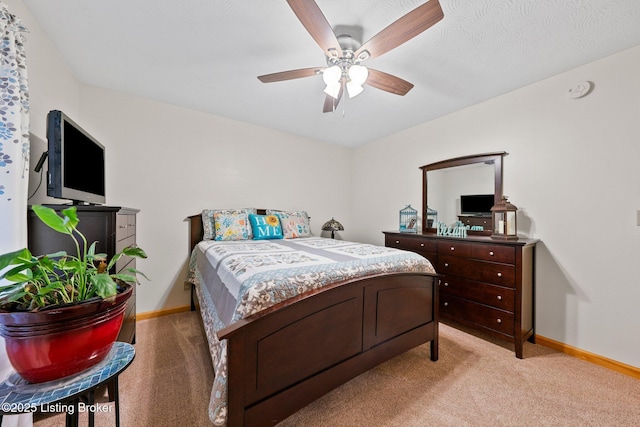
xmin=0 ymin=2 xmax=31 ymax=426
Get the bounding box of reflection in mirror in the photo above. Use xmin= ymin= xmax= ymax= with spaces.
xmin=420 ymin=152 xmax=505 ymax=234
xmin=427 ymin=163 xmax=494 ymax=226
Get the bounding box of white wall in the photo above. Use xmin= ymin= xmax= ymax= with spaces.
xmin=3 ymin=0 xmax=82 ymax=202
xmin=18 ymin=0 xmax=353 ymax=316
xmin=76 ymin=86 xmax=352 ymax=313
xmin=351 ymin=45 xmax=640 ymax=368
xmin=10 ymin=0 xmax=640 ymax=369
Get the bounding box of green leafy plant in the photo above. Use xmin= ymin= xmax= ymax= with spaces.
xmin=0 ymin=205 xmax=147 ymax=311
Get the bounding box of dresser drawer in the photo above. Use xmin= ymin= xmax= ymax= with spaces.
xmin=440 ymin=294 xmax=514 ymax=337
xmin=471 ymin=243 xmax=515 ymax=264
xmin=438 ymin=255 xmax=515 ymax=287
xmin=116 ymin=214 xmax=136 ymax=240
xmin=437 ymin=240 xmax=473 ymax=258
xmin=439 ymin=276 xmax=514 ymax=312
xmin=385 ymin=235 xmax=436 ymax=253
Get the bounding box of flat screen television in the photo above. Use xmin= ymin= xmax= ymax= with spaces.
xmin=47 ymin=110 xmax=106 ymax=205
xmin=460 ymin=194 xmax=494 ymax=216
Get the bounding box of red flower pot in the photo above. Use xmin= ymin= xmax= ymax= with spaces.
xmin=0 ymin=284 xmax=132 ymax=383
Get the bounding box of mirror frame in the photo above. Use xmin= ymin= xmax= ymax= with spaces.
xmin=420 ymin=152 xmax=506 ymax=233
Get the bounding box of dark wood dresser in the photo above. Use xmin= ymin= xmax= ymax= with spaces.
xmin=384 ymin=231 xmax=537 ymax=358
xmin=27 ymin=205 xmax=139 ymax=344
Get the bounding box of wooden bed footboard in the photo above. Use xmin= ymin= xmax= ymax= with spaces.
xmin=187 ymin=214 xmax=439 ymax=426
xmin=221 ymin=272 xmax=438 ymax=426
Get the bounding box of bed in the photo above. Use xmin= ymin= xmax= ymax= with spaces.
xmin=187 ymin=209 xmax=439 ymax=426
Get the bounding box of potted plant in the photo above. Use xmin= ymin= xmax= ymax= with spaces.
xmin=0 ymin=205 xmax=147 ymax=383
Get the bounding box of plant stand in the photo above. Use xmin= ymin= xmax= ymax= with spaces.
xmin=0 ymin=342 xmax=134 ymax=427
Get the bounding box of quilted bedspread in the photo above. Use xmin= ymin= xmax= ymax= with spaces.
xmin=188 ymin=237 xmax=435 ymax=426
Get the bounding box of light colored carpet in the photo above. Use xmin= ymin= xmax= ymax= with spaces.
xmin=35 ymin=312 xmax=640 ymax=426
xmin=34 ymin=311 xmax=213 ymax=427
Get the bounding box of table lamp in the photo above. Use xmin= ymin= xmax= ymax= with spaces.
xmin=322 ymin=218 xmax=344 ymax=239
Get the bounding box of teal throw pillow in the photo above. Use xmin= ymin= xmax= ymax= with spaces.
xmin=249 ymin=214 xmax=283 ymax=240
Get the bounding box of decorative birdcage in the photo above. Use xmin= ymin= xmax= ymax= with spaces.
xmin=399 ymin=205 xmax=418 ymax=233
xmin=426 ymin=206 xmax=438 ymax=229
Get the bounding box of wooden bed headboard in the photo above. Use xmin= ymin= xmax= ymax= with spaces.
xmin=188 ymin=209 xmax=269 ymax=252
xmin=187 ymin=214 xmax=204 ymax=252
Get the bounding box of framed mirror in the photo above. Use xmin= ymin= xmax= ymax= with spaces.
xmin=420 ymin=152 xmax=506 ymax=234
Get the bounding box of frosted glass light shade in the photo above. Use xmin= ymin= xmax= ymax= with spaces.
xmin=324 ymin=83 xmax=341 ymax=98
xmin=346 ymin=81 xmax=364 ymax=98
xmin=323 ymin=65 xmax=342 ymax=99
xmin=348 ymin=65 xmax=368 ymax=86
xmin=346 ymin=65 xmax=368 ymax=98
xmin=322 ymin=66 xmax=341 ymax=85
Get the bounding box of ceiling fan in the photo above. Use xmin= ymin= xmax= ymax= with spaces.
xmin=258 ymin=0 xmax=444 ymax=113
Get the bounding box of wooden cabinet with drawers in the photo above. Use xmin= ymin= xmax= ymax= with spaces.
xmin=384 ymin=231 xmax=537 ymax=358
xmin=28 ymin=205 xmax=140 ymax=344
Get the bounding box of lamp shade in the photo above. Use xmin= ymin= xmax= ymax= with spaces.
xmin=323 ymin=66 xmax=342 ymax=99
xmin=348 ymin=65 xmax=368 ymax=86
xmin=346 ymin=65 xmax=368 ymax=98
xmin=323 ymin=65 xmax=341 ymax=85
xmin=322 ymin=218 xmax=344 ymax=239
xmin=346 ymin=81 xmax=364 ymax=98
xmin=324 ymin=83 xmax=341 ymax=98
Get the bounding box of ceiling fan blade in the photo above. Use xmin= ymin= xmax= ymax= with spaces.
xmin=287 ymin=0 xmax=343 ymax=58
xmin=323 ymin=86 xmax=343 ymax=113
xmin=366 ymin=69 xmax=414 ymax=96
xmin=355 ymin=0 xmax=444 ymax=61
xmin=258 ymin=67 xmax=323 ymax=83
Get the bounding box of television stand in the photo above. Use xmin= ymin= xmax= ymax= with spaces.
xmin=458 ymin=215 xmax=493 ymax=231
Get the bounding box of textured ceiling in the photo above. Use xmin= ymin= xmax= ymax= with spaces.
xmin=22 ymin=0 xmax=640 ymax=147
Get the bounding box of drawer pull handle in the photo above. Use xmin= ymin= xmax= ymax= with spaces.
xmin=444 ymin=302 xmax=449 ymax=307
xmin=444 ymin=263 xmax=449 ymax=268
xmin=420 ymin=243 xmax=424 ymax=247
xmin=119 ymin=225 xmax=127 ymax=229
xmin=496 ymin=319 xmax=502 ymax=324
xmin=497 ymin=295 xmax=502 ymax=300
xmin=450 ymin=247 xmax=455 ymax=251
xmin=489 ymin=251 xmax=494 ymax=256
xmin=444 ymin=282 xmax=449 ymax=287
xmin=497 ymin=272 xmax=502 ymax=277
xmin=395 ymin=240 xmax=400 ymax=244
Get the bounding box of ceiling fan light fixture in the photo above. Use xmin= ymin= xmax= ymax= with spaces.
xmin=324 ymin=82 xmax=341 ymax=99
xmin=346 ymin=81 xmax=364 ymax=98
xmin=348 ymin=65 xmax=368 ymax=86
xmin=322 ymin=65 xmax=341 ymax=86
xmin=259 ymin=0 xmax=444 ymax=111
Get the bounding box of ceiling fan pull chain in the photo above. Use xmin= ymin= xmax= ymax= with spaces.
xmin=342 ymin=82 xmax=347 ymax=117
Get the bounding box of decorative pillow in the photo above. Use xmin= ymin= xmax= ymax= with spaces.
xmin=202 ymin=208 xmax=257 ymax=240
xmin=213 ymin=210 xmax=249 ymax=241
xmin=267 ymin=209 xmax=312 ymax=239
xmin=248 ymin=214 xmax=283 ymax=240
